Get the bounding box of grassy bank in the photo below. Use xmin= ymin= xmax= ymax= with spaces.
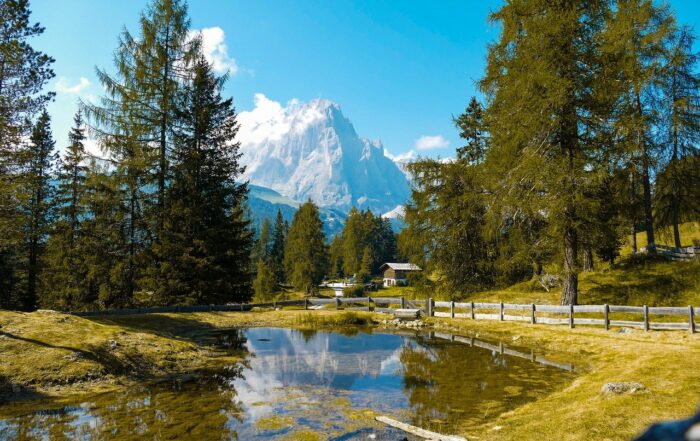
xmin=427 ymin=315 xmax=700 ymax=440
xmin=0 ymin=308 xmax=697 ymax=440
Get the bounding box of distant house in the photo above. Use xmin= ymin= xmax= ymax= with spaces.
xmin=380 ymin=263 xmax=422 ymax=287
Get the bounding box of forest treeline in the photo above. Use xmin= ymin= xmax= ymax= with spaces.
xmin=400 ymin=0 xmax=700 ymax=304
xmin=2 ymin=0 xmax=699 ymax=310
xmin=0 ymin=0 xmax=397 ymax=311
xmin=0 ymin=0 xmax=255 ymax=311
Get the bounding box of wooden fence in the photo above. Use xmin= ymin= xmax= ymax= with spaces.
xmin=69 ymin=296 xmax=698 ymax=334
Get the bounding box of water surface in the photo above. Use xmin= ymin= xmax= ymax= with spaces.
xmin=0 ymin=327 xmax=575 ymax=440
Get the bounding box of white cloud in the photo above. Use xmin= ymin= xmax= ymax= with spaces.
xmin=55 ymin=77 xmax=90 ymax=94
xmin=415 ymin=134 xmax=449 ymax=150
xmin=191 ymin=26 xmax=238 ymax=75
xmin=237 ymin=93 xmax=326 ymax=145
xmin=384 ymin=148 xmax=416 ymax=163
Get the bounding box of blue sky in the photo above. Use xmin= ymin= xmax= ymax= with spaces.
xmin=32 ymin=0 xmax=700 ymax=160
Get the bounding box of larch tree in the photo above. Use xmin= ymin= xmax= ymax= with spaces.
xmin=481 ymin=0 xmax=611 ymax=305
xmin=603 ymin=0 xmax=675 ymax=253
xmin=284 ymin=200 xmax=328 ymax=294
xmin=655 ymin=25 xmax=700 ymax=247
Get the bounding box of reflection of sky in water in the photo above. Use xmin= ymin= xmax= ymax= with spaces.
xmin=233 ymin=328 xmax=413 ymax=421
xmin=0 ymin=327 xmax=575 ymax=440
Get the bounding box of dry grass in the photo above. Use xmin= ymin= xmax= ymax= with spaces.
xmin=427 ymin=315 xmax=700 ymax=440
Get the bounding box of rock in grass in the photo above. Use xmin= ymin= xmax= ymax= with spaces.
xmin=602 ymin=382 xmax=646 ymax=395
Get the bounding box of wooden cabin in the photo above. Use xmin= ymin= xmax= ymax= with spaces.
xmin=380 ymin=263 xmax=422 ymax=287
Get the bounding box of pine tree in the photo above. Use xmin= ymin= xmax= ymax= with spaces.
xmin=253 ymin=259 xmax=277 ymax=302
xmin=20 ymin=110 xmax=58 ymax=310
xmin=0 ymin=0 xmax=54 ymax=308
xmin=328 ymin=234 xmax=344 ymax=278
xmin=284 ymin=200 xmax=328 ymax=293
xmin=603 ymin=0 xmax=675 ymax=253
xmin=269 ymin=209 xmax=288 ymax=283
xmin=454 ymin=97 xmax=487 ymax=164
xmin=482 ymin=0 xmax=612 ymax=304
xmin=655 ymin=25 xmax=700 ymax=247
xmin=146 ymin=57 xmax=253 ymax=305
xmin=252 ymin=218 xmax=271 ymax=263
xmin=357 ymin=247 xmax=373 ymax=283
xmin=42 ymin=110 xmax=89 ymax=309
xmin=342 ymin=207 xmax=364 ymax=276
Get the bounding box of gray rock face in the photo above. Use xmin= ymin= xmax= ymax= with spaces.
xmin=238 ymin=96 xmax=410 ymax=214
xmin=601 ymin=382 xmax=647 ymax=394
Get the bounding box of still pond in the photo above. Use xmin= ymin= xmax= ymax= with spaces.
xmin=0 ymin=327 xmax=575 ymax=440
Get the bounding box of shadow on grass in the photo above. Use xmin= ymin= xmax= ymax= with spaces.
xmin=85 ymin=313 xmax=222 ymax=345
xmin=0 ymin=375 xmax=47 ymax=405
xmin=0 ymin=330 xmax=154 ymax=378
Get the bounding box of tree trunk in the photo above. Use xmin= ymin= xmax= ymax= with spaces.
xmin=636 ymin=93 xmax=655 ymax=253
xmin=672 ymin=192 xmax=682 ymax=249
xmin=561 ymin=225 xmax=578 ymax=305
xmin=631 ymin=224 xmax=637 ymax=254
xmin=583 ymin=247 xmax=594 ymax=272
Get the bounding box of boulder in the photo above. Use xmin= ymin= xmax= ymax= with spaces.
xmin=602 ymin=382 xmax=646 ymax=395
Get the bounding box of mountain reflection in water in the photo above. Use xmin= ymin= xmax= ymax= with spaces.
xmin=0 ymin=327 xmax=575 ymax=440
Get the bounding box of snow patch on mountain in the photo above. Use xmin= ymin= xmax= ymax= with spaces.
xmin=237 ymin=94 xmax=410 ymax=214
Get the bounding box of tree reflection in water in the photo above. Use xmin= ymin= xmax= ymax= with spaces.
xmin=399 ymin=335 xmax=572 ymax=434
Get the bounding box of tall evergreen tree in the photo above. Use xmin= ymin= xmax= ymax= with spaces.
xmin=146 ymin=57 xmax=253 ymax=305
xmin=42 ymin=110 xmax=89 ymax=309
xmin=0 ymin=0 xmax=54 ymax=308
xmin=252 ymin=218 xmax=272 ymax=263
xmin=328 ymin=234 xmax=344 ymax=279
xmin=284 ymin=200 xmax=328 ymax=293
xmin=269 ymin=209 xmax=288 ymax=283
xmin=20 ymin=110 xmax=57 ymax=310
xmin=482 ymin=0 xmax=611 ymax=304
xmin=454 ymin=97 xmax=487 ymax=164
xmin=655 ymin=25 xmax=700 ymax=247
xmin=253 ymin=259 xmax=277 ymax=302
xmin=603 ymin=0 xmax=675 ymax=253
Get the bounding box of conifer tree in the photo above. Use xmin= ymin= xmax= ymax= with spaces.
xmin=603 ymin=0 xmax=675 ymax=253
xmin=42 ymin=110 xmax=89 ymax=309
xmin=21 ymin=110 xmax=57 ymax=310
xmin=342 ymin=207 xmax=363 ymax=276
xmin=328 ymin=234 xmax=344 ymax=279
xmin=269 ymin=209 xmax=288 ymax=283
xmin=0 ymin=0 xmax=54 ymax=308
xmin=253 ymin=259 xmax=277 ymax=302
xmin=482 ymin=0 xmax=611 ymax=304
xmin=252 ymin=218 xmax=272 ymax=263
xmin=655 ymin=25 xmax=700 ymax=247
xmin=284 ymin=200 xmax=328 ymax=293
xmin=146 ymin=57 xmax=252 ymax=305
xmin=357 ymin=247 xmax=373 ymax=283
xmin=454 ymin=97 xmax=487 ymax=164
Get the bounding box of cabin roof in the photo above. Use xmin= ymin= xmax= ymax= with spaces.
xmin=379 ymin=262 xmax=422 ymax=272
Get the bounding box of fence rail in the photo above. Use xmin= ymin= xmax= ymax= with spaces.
xmin=68 ymin=296 xmax=698 ymax=334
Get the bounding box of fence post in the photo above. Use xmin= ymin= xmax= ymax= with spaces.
xmin=643 ymin=305 xmax=649 ymax=332
xmin=604 ymin=304 xmax=609 ymax=330
xmin=427 ymin=298 xmax=433 ymax=317
xmin=499 ymin=302 xmax=504 ymax=321
xmin=569 ymin=304 xmax=574 ymax=329
xmin=273 ymin=301 xmax=277 ymax=310
xmin=304 ymin=298 xmax=308 ymax=310
xmin=689 ymin=306 xmax=696 ymax=334
xmin=367 ymin=296 xmax=372 ymax=312
xmin=336 ymin=298 xmax=340 ymax=310
xmin=470 ymin=301 xmax=475 ymax=320
xmin=531 ymin=304 xmax=536 ymax=324
xmin=450 ymin=301 xmax=455 ymax=319
xmin=400 ymin=297 xmax=406 ymax=309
